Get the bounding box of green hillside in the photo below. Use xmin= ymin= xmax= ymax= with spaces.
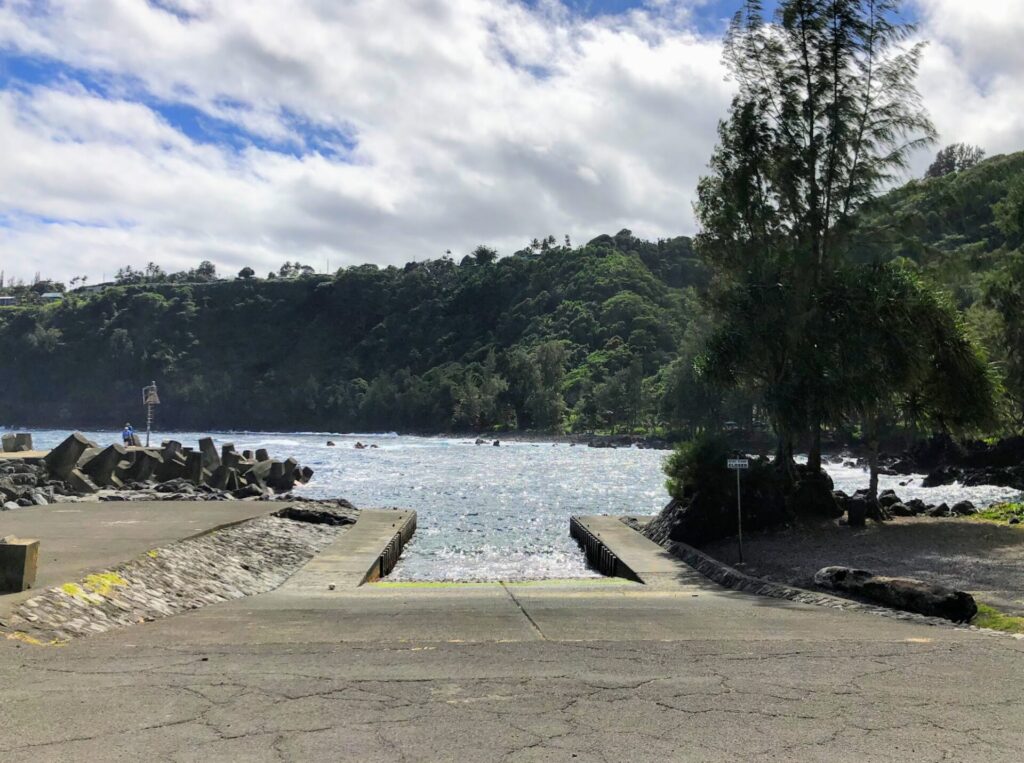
xmin=855 ymin=151 xmax=1024 ymax=429
xmin=2 ymin=151 xmax=1022 ymax=436
xmin=0 ymin=232 xmax=711 ymax=433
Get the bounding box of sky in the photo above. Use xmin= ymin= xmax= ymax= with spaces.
xmin=1 ymin=0 xmax=1022 ymax=284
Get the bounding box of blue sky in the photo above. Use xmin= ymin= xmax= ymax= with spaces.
xmin=0 ymin=0 xmax=1019 ymax=283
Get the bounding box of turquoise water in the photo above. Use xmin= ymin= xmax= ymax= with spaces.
xmin=17 ymin=430 xmax=1023 ymax=581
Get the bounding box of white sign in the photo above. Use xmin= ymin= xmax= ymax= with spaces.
xmin=727 ymin=458 xmax=749 ymax=470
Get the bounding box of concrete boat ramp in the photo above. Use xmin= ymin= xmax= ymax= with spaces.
xmin=3 ymin=504 xmax=1024 ymax=760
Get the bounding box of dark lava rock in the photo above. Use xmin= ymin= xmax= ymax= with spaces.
xmin=927 ymin=503 xmax=951 ymax=517
xmin=888 ymin=502 xmax=915 ymax=517
xmin=813 ymin=566 xmax=977 ymax=622
xmin=273 ymin=505 xmax=358 ymax=526
xmin=923 ymin=465 xmax=961 ymax=488
xmin=878 ymin=489 xmax=902 ymax=509
xmin=905 ymin=499 xmax=927 ymax=515
xmin=950 ymin=500 xmax=977 ymax=516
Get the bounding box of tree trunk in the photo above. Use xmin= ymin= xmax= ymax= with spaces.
xmin=868 ymin=435 xmax=879 ymax=502
xmin=808 ymin=421 xmax=822 ymax=473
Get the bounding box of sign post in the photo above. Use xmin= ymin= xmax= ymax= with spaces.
xmin=727 ymin=457 xmax=750 ymax=564
xmin=142 ymin=381 xmax=160 ymax=447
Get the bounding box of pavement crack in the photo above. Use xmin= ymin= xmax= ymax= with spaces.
xmin=500 ymin=583 xmax=547 ymax=641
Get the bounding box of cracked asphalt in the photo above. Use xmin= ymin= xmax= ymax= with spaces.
xmin=2 ymin=577 xmax=1023 ymax=762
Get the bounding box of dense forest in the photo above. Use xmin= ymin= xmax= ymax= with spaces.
xmin=0 ymin=233 xmax=715 ymax=432
xmin=0 ymin=145 xmax=1022 ymax=438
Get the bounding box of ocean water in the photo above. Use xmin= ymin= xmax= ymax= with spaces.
xmin=17 ymin=429 xmax=1024 ymax=581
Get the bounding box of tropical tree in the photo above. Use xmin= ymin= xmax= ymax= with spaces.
xmin=816 ymin=262 xmax=995 ymax=498
xmin=695 ymin=0 xmax=936 ymax=471
xmin=926 ymin=143 xmax=986 ymax=179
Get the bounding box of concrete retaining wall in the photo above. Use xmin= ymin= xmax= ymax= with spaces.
xmin=569 ymin=516 xmax=639 ymax=582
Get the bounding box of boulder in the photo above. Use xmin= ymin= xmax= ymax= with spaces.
xmin=2 ymin=501 xmax=19 ymax=511
xmin=950 ymin=500 xmax=976 ymax=516
xmin=888 ymin=502 xmax=915 ymax=517
xmin=923 ymin=465 xmax=961 ymax=488
xmin=878 ymin=489 xmax=902 ymax=509
xmin=790 ymin=470 xmax=841 ymax=518
xmin=80 ymin=444 xmax=128 ymax=487
xmin=905 ymin=499 xmax=927 ymax=515
xmin=44 ymin=432 xmax=96 ymax=480
xmin=927 ymin=503 xmax=951 ymax=517
xmin=813 ymin=566 xmax=978 ymax=622
xmin=198 ymin=437 xmax=221 ymax=471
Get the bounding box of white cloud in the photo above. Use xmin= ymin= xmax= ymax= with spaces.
xmin=0 ymin=0 xmax=1021 ymax=284
xmin=912 ymin=0 xmax=1024 ymax=167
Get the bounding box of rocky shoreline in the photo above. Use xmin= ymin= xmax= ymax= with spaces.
xmin=870 ymin=435 xmax=1024 ymax=492
xmin=1 ymin=432 xmax=316 ymax=510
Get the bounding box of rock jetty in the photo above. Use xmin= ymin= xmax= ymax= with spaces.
xmin=1 ymin=432 xmax=314 ymax=508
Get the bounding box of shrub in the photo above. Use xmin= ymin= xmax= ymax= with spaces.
xmin=663 ymin=434 xmax=733 ymax=501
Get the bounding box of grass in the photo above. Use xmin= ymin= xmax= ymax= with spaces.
xmin=975 ymin=502 xmax=1024 ymax=523
xmin=972 ymin=603 xmax=1024 ymax=634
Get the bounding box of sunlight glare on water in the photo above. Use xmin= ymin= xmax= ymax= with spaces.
xmin=22 ymin=430 xmax=1024 ymax=581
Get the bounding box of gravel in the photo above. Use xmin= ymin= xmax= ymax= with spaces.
xmin=700 ymin=516 xmax=1024 ymax=615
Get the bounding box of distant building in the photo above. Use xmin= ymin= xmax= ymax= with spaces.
xmin=40 ymin=292 xmax=64 ymax=303
xmin=0 ymin=296 xmax=16 ymax=307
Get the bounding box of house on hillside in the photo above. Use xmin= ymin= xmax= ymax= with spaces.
xmin=0 ymin=296 xmax=16 ymax=307
xmin=40 ymin=292 xmax=64 ymax=303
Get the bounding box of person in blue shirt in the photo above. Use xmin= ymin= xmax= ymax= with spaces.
xmin=122 ymin=423 xmax=134 ymax=446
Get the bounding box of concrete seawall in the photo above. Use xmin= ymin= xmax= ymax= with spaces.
xmin=282 ymin=509 xmax=417 ymax=591
xmin=570 ymin=515 xmax=710 ymax=586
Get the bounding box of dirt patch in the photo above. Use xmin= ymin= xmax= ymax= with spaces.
xmin=699 ymin=517 xmax=1024 ymax=615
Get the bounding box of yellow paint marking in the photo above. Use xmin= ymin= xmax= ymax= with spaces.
xmin=4 ymin=631 xmax=68 ymax=647
xmin=905 ymin=638 xmax=932 ymax=643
